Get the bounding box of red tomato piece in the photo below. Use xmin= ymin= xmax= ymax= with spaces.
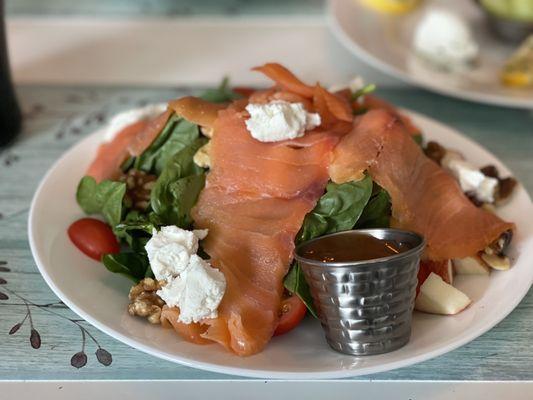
xmin=273 ymin=293 xmax=307 ymax=336
xmin=67 ymin=218 xmax=120 ymax=261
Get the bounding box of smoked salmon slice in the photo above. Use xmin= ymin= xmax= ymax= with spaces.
xmin=86 ymin=110 xmax=171 ymax=182
xmin=252 ymin=63 xmax=315 ymax=97
xmin=329 ymin=109 xmax=514 ymax=260
xmin=161 ymin=64 xmax=355 ymax=355
xmin=161 ymin=307 xmax=211 ymax=344
xmin=355 ymin=94 xmax=420 ymax=136
xmin=252 ymin=63 xmax=353 ymax=127
xmin=169 ymin=97 xmax=225 ymax=129
xmin=189 ymin=106 xmax=340 ymax=356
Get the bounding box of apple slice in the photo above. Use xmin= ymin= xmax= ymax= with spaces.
xmin=415 ymin=272 xmax=472 ymax=315
xmin=453 ymin=256 xmax=491 ymax=275
xmin=416 ymin=259 xmax=454 ymax=296
xmin=419 ymin=259 xmax=453 ymax=284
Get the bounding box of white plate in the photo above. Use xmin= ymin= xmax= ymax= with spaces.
xmin=328 ymin=0 xmax=533 ymax=109
xmin=28 ymin=110 xmax=533 ymax=379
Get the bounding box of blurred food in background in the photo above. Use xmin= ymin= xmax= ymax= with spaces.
xmin=479 ymin=0 xmax=533 ymax=42
xmin=413 ymin=9 xmax=479 ymax=72
xmin=501 ymin=34 xmax=533 ymax=87
xmin=358 ymin=0 xmax=422 ymax=14
xmin=359 ymin=0 xmax=533 ymax=90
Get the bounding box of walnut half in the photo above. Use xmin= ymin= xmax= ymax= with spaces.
xmin=193 ymin=141 xmax=212 ymax=169
xmin=120 ymin=169 xmax=157 ymax=211
xmin=128 ymin=278 xmax=166 ymax=324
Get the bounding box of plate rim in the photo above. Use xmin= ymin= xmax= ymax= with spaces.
xmin=327 ymin=0 xmax=533 ymax=110
xmin=28 ymin=110 xmax=533 ymax=379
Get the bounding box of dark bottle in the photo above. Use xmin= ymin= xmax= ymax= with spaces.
xmin=0 ymin=0 xmax=21 ymax=147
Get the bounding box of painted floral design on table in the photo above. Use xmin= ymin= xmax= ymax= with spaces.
xmin=0 ymin=260 xmax=113 ymax=368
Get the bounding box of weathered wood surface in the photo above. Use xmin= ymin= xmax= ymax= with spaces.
xmin=0 ymin=86 xmax=531 ymax=380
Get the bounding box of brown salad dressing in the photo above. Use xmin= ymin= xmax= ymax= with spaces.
xmin=299 ymin=233 xmax=413 ymax=263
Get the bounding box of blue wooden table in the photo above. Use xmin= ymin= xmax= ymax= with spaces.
xmin=0 ymin=86 xmax=531 ymax=381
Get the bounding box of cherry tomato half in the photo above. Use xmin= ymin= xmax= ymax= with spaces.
xmin=68 ymin=218 xmax=120 ymax=261
xmin=273 ymin=293 xmax=307 ymax=336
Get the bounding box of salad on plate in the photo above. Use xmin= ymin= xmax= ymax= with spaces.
xmin=67 ymin=63 xmax=517 ymax=356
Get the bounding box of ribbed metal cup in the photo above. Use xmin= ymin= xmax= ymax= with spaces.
xmin=295 ymin=229 xmax=425 ymax=356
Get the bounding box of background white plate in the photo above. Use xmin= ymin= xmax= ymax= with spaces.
xmin=329 ymin=0 xmax=533 ymax=109
xmin=28 ymin=111 xmax=533 ymax=379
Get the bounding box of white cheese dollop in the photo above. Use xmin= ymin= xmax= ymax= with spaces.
xmin=441 ymin=152 xmax=498 ymax=203
xmin=413 ymin=10 xmax=479 ymax=70
xmin=145 ymin=226 xmax=208 ymax=281
xmin=244 ymin=100 xmax=321 ymax=142
xmin=157 ymin=255 xmax=226 ymax=324
xmin=145 ymin=226 xmax=225 ymax=324
xmin=104 ymin=103 xmax=167 ymax=142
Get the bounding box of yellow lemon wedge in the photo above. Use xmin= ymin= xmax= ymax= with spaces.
xmin=501 ymin=35 xmax=533 ymax=88
xmin=501 ymin=71 xmax=531 ymax=87
xmin=359 ymin=0 xmax=422 ymax=15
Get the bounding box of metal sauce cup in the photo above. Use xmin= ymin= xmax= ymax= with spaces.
xmin=295 ymin=229 xmax=425 ymax=356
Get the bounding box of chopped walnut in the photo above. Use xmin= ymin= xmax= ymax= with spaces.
xmin=497 ymin=177 xmax=517 ymax=203
xmin=480 ymin=164 xmax=518 ymax=204
xmin=120 ymin=169 xmax=157 ymax=211
xmin=128 ymin=278 xmax=166 ymax=324
xmin=424 ymin=141 xmax=447 ymax=164
xmin=480 ymin=165 xmax=498 ymax=178
xmin=193 ymin=141 xmax=211 ymax=169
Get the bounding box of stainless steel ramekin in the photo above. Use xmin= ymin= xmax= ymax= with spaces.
xmin=295 ymin=229 xmax=425 ymax=356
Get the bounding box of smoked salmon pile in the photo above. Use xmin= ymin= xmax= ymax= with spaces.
xmin=166 ymin=65 xmax=354 ymax=355
xmin=76 ymin=63 xmax=516 ymax=357
xmin=87 ymin=110 xmax=172 ymax=183
xmin=329 ymin=109 xmax=514 ymax=260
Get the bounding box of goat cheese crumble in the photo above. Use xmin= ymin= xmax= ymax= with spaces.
xmin=245 ymin=100 xmax=321 ymax=142
xmin=145 ymin=226 xmax=226 ymax=324
xmin=441 ymin=151 xmax=498 ymax=203
xmin=104 ymin=103 xmax=167 ymax=142
xmin=413 ymin=10 xmax=479 ymax=70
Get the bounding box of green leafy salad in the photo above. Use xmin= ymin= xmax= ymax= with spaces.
xmin=74 ymin=79 xmax=400 ymax=317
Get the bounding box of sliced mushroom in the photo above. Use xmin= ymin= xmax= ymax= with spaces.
xmin=486 ymin=230 xmax=513 ymax=256
xmin=480 ymin=253 xmax=511 ymax=271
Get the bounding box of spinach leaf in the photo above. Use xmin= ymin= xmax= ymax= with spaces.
xmin=287 ymin=176 xmax=373 ymax=317
xmin=114 ymin=210 xmax=155 ymax=252
xmin=283 ymin=262 xmax=318 ymax=318
xmin=102 ymin=252 xmax=151 ymax=283
xmin=356 ymin=186 xmax=391 ymax=229
xmin=199 ymin=77 xmax=242 ymax=104
xmin=76 ymin=176 xmax=126 ymax=227
xmin=115 ymin=210 xmax=155 ymax=235
xmin=296 ymin=175 xmax=373 ymax=243
xmin=150 ymin=138 xmax=207 ymax=228
xmin=134 ymin=114 xmax=199 ymax=175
